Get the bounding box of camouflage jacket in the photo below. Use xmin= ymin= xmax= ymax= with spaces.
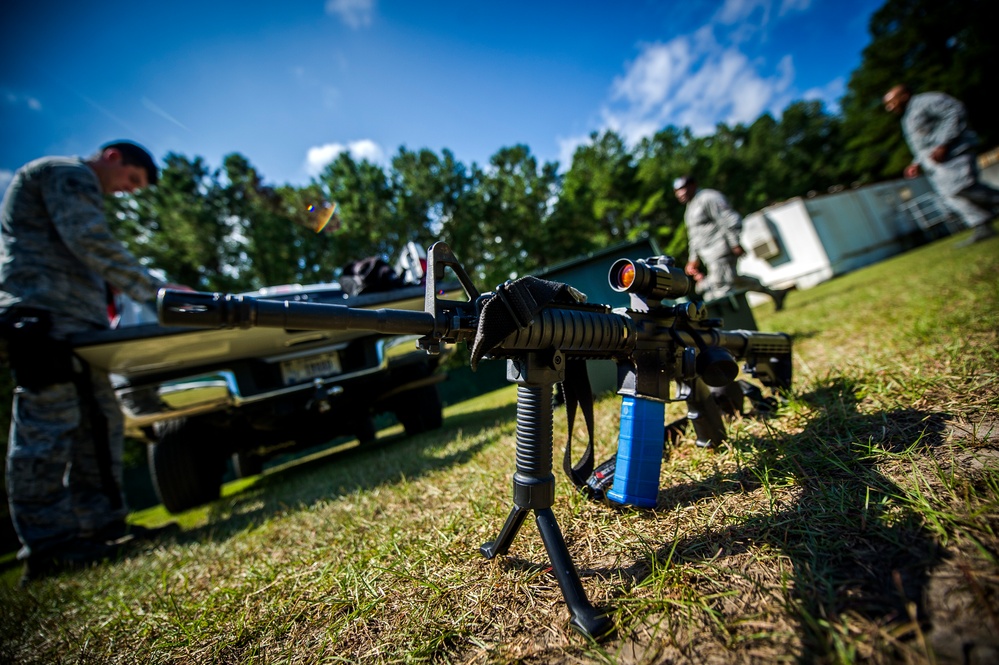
xmin=0 ymin=156 xmax=165 ymax=329
xmin=684 ymin=188 xmax=744 ymax=264
xmin=902 ymin=92 xmax=978 ymax=197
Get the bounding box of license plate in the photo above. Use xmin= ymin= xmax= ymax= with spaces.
xmin=280 ymin=351 xmax=342 ymax=385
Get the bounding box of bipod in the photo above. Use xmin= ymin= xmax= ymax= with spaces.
xmin=480 ymin=351 xmax=614 ymax=640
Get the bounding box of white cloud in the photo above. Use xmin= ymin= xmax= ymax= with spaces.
xmin=557 ymin=134 xmax=590 ymax=169
xmin=305 ymin=139 xmax=385 ymax=176
xmin=716 ymin=0 xmax=772 ymax=26
xmin=779 ymin=0 xmax=812 ymax=16
xmin=325 ymin=0 xmax=375 ymax=29
xmin=611 ymin=34 xmax=696 ymax=116
xmin=715 ymin=0 xmax=811 ymax=26
xmin=603 ymin=34 xmax=794 ymax=143
xmin=3 ymin=90 xmax=42 ymax=111
xmin=346 ymin=139 xmax=384 ymax=163
xmin=596 ymin=1 xmax=816 ymax=148
xmin=802 ymin=76 xmax=845 ymax=113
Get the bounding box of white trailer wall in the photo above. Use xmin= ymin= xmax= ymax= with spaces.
xmin=738 ymin=177 xmax=940 ymax=295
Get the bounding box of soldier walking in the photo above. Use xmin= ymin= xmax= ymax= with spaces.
xmin=673 ymin=176 xmax=792 ymax=311
xmin=883 ymin=84 xmax=999 ymax=245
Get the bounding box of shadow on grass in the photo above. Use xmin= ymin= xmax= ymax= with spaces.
xmin=608 ymin=376 xmax=945 ymax=662
xmin=169 ymin=400 xmax=518 ymax=547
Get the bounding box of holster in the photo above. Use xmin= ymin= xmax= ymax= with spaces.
xmin=0 ymin=307 xmax=78 ymax=390
xmin=0 ymin=306 xmax=122 ymax=510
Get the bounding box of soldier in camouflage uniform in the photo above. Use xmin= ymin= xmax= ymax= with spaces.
xmin=0 ymin=141 xmax=169 ymax=582
xmin=883 ymin=85 xmax=999 ymax=245
xmin=673 ymin=176 xmax=792 ymax=311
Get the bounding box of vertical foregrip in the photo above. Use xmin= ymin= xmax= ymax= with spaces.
xmin=515 ymin=385 xmax=553 ymax=477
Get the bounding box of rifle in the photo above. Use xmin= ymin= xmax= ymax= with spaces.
xmin=158 ymin=242 xmax=792 ymax=640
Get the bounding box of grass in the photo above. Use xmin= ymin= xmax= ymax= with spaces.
xmin=1 ymin=225 xmax=997 ymax=664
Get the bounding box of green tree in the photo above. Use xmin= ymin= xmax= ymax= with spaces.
xmin=390 ymin=148 xmax=490 ymax=287
xmin=274 ymin=182 xmax=348 ymax=284
xmin=108 ymin=153 xmax=237 ymax=291
xmin=743 ymin=101 xmax=848 ymax=206
xmin=557 ymin=131 xmax=642 ymax=250
xmin=696 ymin=124 xmax=752 ymax=209
xmin=317 ymin=153 xmax=397 ymax=267
xmin=632 ymin=125 xmax=700 ymax=257
xmin=220 ymin=154 xmax=343 ymax=289
xmin=475 ymin=145 xmax=560 ymax=287
xmin=390 ymin=147 xmax=451 ymax=250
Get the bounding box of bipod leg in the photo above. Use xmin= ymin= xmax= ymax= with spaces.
xmin=480 ymin=506 xmax=528 ymax=559
xmin=480 ymin=355 xmax=613 ymax=640
xmin=536 ymin=508 xmax=614 ymax=638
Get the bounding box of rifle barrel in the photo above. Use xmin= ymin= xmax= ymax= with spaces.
xmin=157 ymin=289 xmax=436 ymax=336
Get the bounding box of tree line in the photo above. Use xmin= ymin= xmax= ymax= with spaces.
xmin=109 ymin=0 xmax=996 ymax=294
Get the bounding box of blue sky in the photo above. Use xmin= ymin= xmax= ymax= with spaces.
xmin=1 ymin=0 xmax=884 ymax=193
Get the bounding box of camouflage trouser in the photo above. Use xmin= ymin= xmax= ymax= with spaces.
xmin=4 ymin=315 xmax=126 ymax=560
xmin=940 ymin=181 xmax=999 ymax=228
xmin=697 ymin=253 xmax=776 ymax=302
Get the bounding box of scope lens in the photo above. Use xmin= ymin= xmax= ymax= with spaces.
xmin=617 ymin=263 xmax=636 ymax=289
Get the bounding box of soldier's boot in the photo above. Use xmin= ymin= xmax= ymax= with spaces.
xmin=18 ymin=539 xmax=120 ymax=587
xmin=770 ymin=285 xmax=795 ymax=312
xmin=955 ymin=224 xmax=997 ymax=247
